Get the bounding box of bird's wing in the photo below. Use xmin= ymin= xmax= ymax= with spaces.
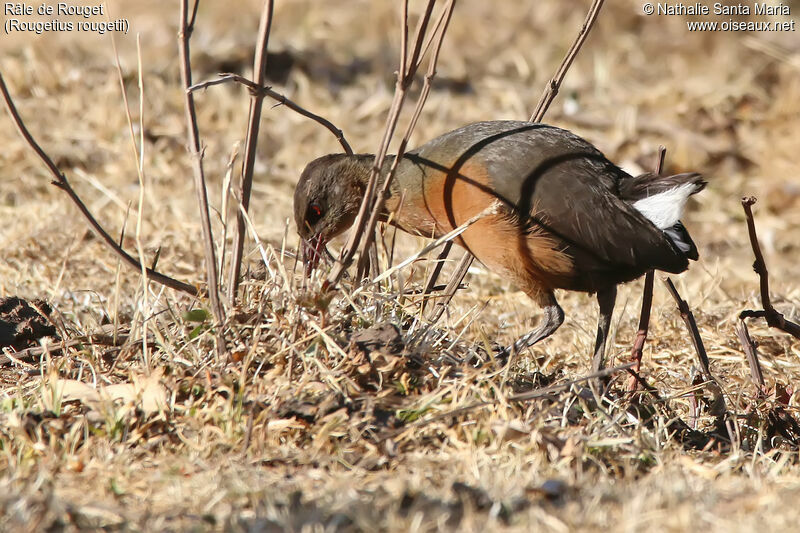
xmin=517 ymin=155 xmax=689 ymax=273
xmin=409 ymin=121 xmax=689 ymax=273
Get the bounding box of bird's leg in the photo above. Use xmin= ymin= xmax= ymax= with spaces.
xmin=591 ymin=285 xmax=617 ymax=372
xmin=499 ymin=291 xmax=564 ymax=359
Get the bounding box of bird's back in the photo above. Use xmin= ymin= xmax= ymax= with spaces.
xmin=399 ymin=121 xmax=694 ymax=290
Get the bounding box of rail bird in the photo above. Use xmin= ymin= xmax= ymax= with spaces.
xmin=293 ymin=121 xmax=705 ymax=370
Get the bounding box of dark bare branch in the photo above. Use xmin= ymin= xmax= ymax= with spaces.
xmin=0 ymin=72 xmax=197 ymax=296
xmin=325 ymin=0 xmax=446 ymax=288
xmin=739 ymin=197 xmax=800 ymax=338
xmin=179 ymin=0 xmax=225 ymax=324
xmin=1 ymin=325 xmax=133 ymax=367
xmin=355 ymin=0 xmax=456 ymax=277
xmin=735 ymin=318 xmax=765 ymax=389
xmin=189 ymin=73 xmax=353 ymax=155
xmin=664 ymin=278 xmax=738 ymax=443
xmin=426 ymin=250 xmax=473 ymax=324
xmin=734 ymin=196 xmax=799 ymax=394
xmin=187 ymin=0 xmax=200 ymax=32
xmin=530 ymin=0 xmax=605 ymax=122
xmin=664 ymin=278 xmax=711 ymax=378
xmin=228 ymin=0 xmax=275 ymax=302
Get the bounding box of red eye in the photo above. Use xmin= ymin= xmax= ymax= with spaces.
xmin=307 ymin=203 xmax=324 ymax=225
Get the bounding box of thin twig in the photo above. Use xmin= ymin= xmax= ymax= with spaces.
xmin=530 ymin=0 xmax=605 ymax=122
xmin=1 ymin=325 xmax=132 ymax=367
xmin=743 ymin=197 xmax=772 ymax=311
xmin=358 ymin=1 xmax=456 ymax=282
xmin=666 ymin=273 xmax=736 ymax=444
xmin=178 ymin=0 xmax=226 ymax=330
xmin=228 ymin=1 xmax=274 ymax=302
xmin=218 ymin=145 xmax=240 ymax=289
xmin=188 ymin=74 xmax=352 ymax=155
xmin=0 ymin=72 xmax=197 ymax=296
xmin=110 ymin=28 xmax=154 ymax=370
xmin=735 ymin=318 xmax=765 ymax=389
xmin=426 ymin=250 xmax=473 ymax=324
xmin=736 ymin=196 xmax=799 ymax=394
xmin=739 ymin=197 xmax=800 ymax=338
xmin=187 ymin=0 xmax=200 ymax=31
xmin=355 ymin=0 xmax=456 ymax=278
xmin=360 ymin=199 xmax=498 ymax=291
xmin=627 ymin=146 xmax=665 ymax=391
xmin=664 ymin=278 xmax=711 ymax=378
xmin=326 ymin=0 xmax=448 ymax=288
xmin=420 ymin=241 xmax=454 ymax=314
xmin=324 ymin=2 xmax=416 ymax=287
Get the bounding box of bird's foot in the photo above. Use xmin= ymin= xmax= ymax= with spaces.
xmin=473 ymin=341 xmax=514 ymax=367
xmin=494 ymin=344 xmax=513 ymax=365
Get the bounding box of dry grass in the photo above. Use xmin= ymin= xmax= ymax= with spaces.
xmin=1 ymin=0 xmax=800 ymax=531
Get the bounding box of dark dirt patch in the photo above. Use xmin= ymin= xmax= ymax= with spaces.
xmin=0 ymin=297 xmax=57 ymax=350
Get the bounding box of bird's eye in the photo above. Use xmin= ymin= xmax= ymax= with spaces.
xmin=306 ymin=203 xmax=324 ymax=226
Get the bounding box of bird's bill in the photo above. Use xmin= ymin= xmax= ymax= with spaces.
xmin=302 ymin=234 xmax=327 ymax=276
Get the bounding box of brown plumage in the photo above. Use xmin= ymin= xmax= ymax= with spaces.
xmin=294 ymin=121 xmax=706 ymax=369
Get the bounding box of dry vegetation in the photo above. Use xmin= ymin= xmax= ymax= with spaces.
xmin=1 ymin=0 xmax=800 ymax=531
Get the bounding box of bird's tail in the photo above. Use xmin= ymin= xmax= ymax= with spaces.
xmin=621 ymin=172 xmax=706 ymax=260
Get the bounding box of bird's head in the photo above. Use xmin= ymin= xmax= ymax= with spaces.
xmin=293 ymin=154 xmax=367 ymax=272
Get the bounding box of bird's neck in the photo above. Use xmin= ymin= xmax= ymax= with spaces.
xmin=345 ymin=153 xmax=439 ymax=237
xmin=346 ymin=154 xmax=400 ymax=192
